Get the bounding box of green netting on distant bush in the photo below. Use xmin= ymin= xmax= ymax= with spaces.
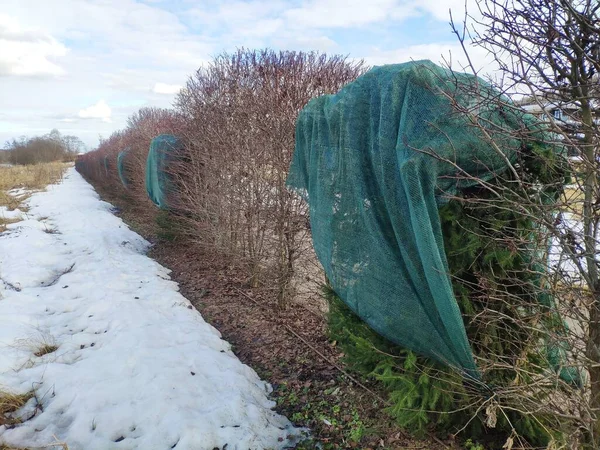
xmin=146 ymin=134 xmax=180 ymax=209
xmin=103 ymin=155 xmax=109 ymax=177
xmin=287 ymin=60 xmax=547 ymax=379
xmin=117 ymin=147 xmax=131 ymax=188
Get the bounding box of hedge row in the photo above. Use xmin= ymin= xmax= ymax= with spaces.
xmin=76 ymin=49 xmax=364 ymax=307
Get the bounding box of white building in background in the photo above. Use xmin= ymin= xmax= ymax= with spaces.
xmin=516 ymin=96 xmax=600 ymax=156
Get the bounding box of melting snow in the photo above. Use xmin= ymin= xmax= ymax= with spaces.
xmin=0 ymin=206 xmax=25 ymax=221
xmin=0 ymin=168 xmax=302 ymax=449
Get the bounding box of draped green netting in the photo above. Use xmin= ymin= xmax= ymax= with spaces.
xmin=146 ymin=134 xmax=180 ymax=209
xmin=287 ymin=60 xmax=549 ymax=379
xmin=103 ymin=155 xmax=109 ymax=177
xmin=117 ymin=147 xmax=131 ymax=188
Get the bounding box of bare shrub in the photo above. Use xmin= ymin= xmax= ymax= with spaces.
xmin=77 ymin=108 xmax=184 ymax=206
xmin=171 ymin=49 xmax=365 ymax=307
xmin=123 ymin=108 xmax=184 ymax=204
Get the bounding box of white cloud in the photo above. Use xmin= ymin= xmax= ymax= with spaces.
xmin=78 ymin=100 xmax=112 ymax=123
xmin=152 ymin=82 xmax=182 ymax=95
xmin=3 ymin=0 xmax=210 ymax=71
xmin=414 ymin=0 xmax=475 ymax=22
xmin=0 ymin=0 xmax=493 ymax=149
xmin=188 ymin=1 xmax=285 ymax=35
xmin=363 ymin=42 xmax=498 ymax=78
xmin=284 ymin=0 xmax=411 ymax=28
xmin=277 ymin=34 xmax=338 ymax=52
xmin=0 ymin=14 xmax=67 ymax=77
xmin=265 ymin=0 xmax=473 ymax=31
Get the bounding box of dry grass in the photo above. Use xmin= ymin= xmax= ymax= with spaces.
xmin=33 ymin=344 xmax=58 ymax=358
xmin=0 ymin=217 xmax=21 ymax=233
xmin=11 ymin=332 xmax=60 ymax=370
xmin=0 ymin=192 xmax=20 ymax=211
xmin=0 ymin=390 xmax=68 ymax=449
xmin=0 ymin=163 xmax=68 ymax=232
xmin=0 ymin=390 xmax=33 ymax=426
xmin=0 ymin=163 xmax=68 ymax=193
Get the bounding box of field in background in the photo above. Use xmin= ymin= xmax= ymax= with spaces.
xmin=0 ymin=162 xmax=69 ymax=231
xmin=0 ymin=162 xmax=68 ymax=192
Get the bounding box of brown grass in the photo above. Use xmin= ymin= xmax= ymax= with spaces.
xmin=0 ymin=162 xmax=68 ymax=193
xmin=0 ymin=163 xmax=69 ymax=232
xmin=33 ymin=344 xmax=58 ymax=358
xmin=0 ymin=391 xmax=69 ymax=448
xmin=0 ymin=217 xmax=21 ymax=233
xmin=0 ymin=192 xmax=21 ymax=211
xmin=0 ymin=390 xmax=33 ymax=426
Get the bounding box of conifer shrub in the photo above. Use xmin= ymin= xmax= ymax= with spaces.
xmin=324 ymin=142 xmax=570 ymax=447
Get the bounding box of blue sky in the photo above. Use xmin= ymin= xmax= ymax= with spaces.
xmin=0 ymin=0 xmax=490 ymax=149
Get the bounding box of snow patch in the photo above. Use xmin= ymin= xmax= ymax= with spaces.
xmin=0 ymin=206 xmax=25 ymax=221
xmin=0 ymin=168 xmax=303 ymax=449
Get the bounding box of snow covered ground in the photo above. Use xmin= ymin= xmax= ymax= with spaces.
xmin=0 ymin=168 xmax=302 ymax=449
xmin=0 ymin=206 xmax=25 ymax=221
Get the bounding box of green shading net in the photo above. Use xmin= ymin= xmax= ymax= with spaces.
xmin=146 ymin=134 xmax=180 ymax=209
xmin=287 ymin=60 xmax=543 ymax=379
xmin=117 ymin=147 xmax=131 ymax=188
xmin=103 ymin=155 xmax=109 ymax=177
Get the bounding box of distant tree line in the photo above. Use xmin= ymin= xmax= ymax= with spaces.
xmin=0 ymin=129 xmax=84 ymax=165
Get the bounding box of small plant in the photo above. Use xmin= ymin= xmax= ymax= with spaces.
xmin=292 ymin=412 xmax=305 ymax=423
xmin=274 ymin=377 xmax=372 ymax=448
xmin=348 ymin=412 xmax=366 ymax=443
xmin=286 ymin=391 xmax=299 ymax=407
xmin=464 ymin=438 xmax=485 ymax=450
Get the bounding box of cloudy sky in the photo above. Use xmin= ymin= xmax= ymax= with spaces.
xmin=0 ymin=0 xmax=489 ymax=150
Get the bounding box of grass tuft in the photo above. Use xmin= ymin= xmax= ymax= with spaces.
xmin=0 ymin=390 xmax=33 ymax=426
xmin=0 ymin=217 xmax=21 ymax=233
xmin=33 ymin=344 xmax=59 ymax=358
xmin=0 ymin=192 xmax=21 ymax=211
